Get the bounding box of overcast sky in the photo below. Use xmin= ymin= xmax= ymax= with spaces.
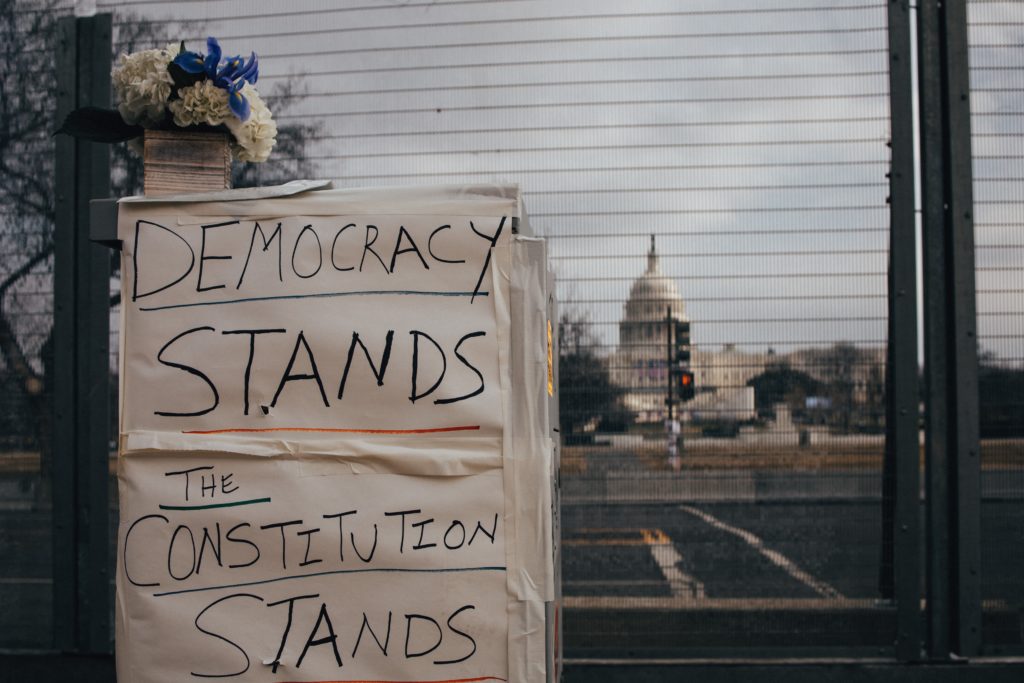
xmin=74 ymin=0 xmax=1023 ymax=362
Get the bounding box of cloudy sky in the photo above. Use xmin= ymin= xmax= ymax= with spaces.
xmin=83 ymin=0 xmax=1022 ymax=361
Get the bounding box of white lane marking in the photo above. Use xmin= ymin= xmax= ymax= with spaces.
xmin=679 ymin=505 xmax=845 ymax=600
xmin=644 ymin=529 xmax=706 ymax=600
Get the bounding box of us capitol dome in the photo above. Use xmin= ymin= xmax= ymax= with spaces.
xmin=612 ymin=236 xmax=761 ymax=423
xmin=612 ymin=236 xmax=690 ymax=421
xmin=609 ymin=236 xmax=886 ymax=426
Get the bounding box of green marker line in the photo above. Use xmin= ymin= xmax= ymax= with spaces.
xmin=152 ymin=565 xmax=508 ymax=598
xmin=159 ymin=497 xmax=271 ymax=511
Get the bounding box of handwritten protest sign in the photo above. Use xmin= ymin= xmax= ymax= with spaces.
xmin=119 ymin=455 xmax=507 ymax=681
xmin=114 ymin=186 xmax=554 ymax=683
xmin=121 ymin=213 xmax=506 ymax=436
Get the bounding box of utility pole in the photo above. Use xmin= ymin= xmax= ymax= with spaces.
xmin=665 ymin=307 xmax=680 ymax=470
xmin=666 ymin=313 xmax=694 ymax=472
xmin=667 ymin=311 xmax=675 ymax=466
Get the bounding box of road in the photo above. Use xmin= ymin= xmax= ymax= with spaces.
xmin=0 ymin=446 xmax=1022 ymax=652
xmin=563 ymin=501 xmax=882 ymax=601
xmin=557 ymin=447 xmax=1024 ymax=653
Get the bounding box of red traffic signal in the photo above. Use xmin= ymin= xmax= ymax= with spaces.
xmin=677 ymin=369 xmax=695 ymax=401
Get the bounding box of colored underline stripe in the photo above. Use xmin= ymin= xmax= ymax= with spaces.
xmin=159 ymin=497 xmax=271 ymax=511
xmin=279 ymin=679 xmax=505 ymax=683
xmin=278 ymin=677 xmax=507 ymax=683
xmin=183 ymin=425 xmax=480 ymax=435
xmin=152 ymin=566 xmax=507 ymax=598
xmin=138 ymin=289 xmax=488 ymax=312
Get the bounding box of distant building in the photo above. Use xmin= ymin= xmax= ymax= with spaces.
xmin=611 ymin=236 xmax=687 ymax=421
xmin=612 ymin=236 xmax=757 ymax=423
xmin=690 ymin=344 xmax=762 ymax=422
xmin=611 ymin=237 xmax=884 ymax=425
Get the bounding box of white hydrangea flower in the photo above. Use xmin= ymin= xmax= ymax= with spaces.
xmin=111 ymin=43 xmax=179 ymax=127
xmin=225 ymin=84 xmax=277 ymax=163
xmin=168 ymin=80 xmax=232 ymax=128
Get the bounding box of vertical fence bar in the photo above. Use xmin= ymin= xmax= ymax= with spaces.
xmin=918 ymin=0 xmax=952 ymax=658
xmin=52 ymin=13 xmax=112 ymax=654
xmin=52 ymin=14 xmax=79 ymax=654
xmin=76 ymin=14 xmax=112 ymax=654
xmin=941 ymin=0 xmax=982 ymax=656
xmin=886 ymin=0 xmax=923 ymax=662
xmin=918 ymin=0 xmax=981 ymax=658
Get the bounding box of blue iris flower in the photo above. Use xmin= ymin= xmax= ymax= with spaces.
xmin=172 ymin=37 xmax=259 ymax=121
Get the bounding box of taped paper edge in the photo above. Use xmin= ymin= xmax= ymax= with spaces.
xmin=508 ymin=238 xmax=555 ymax=602
xmin=501 ymin=237 xmax=555 ymax=683
xmin=120 ymin=431 xmax=503 ymax=476
xmin=117 ymin=183 xmax=521 ymax=218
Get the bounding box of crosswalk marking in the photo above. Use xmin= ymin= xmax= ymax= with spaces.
xmin=647 ymin=534 xmax=706 ymax=600
xmin=679 ymin=505 xmax=845 ymax=600
xmin=562 ymin=527 xmax=705 ymax=599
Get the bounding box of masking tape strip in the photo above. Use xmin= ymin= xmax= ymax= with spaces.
xmin=502 ymin=237 xmax=555 ymax=683
xmin=509 ymin=237 xmax=554 ymax=601
xmin=120 ymin=431 xmax=503 ymax=476
xmin=118 ymin=183 xmax=520 ymax=218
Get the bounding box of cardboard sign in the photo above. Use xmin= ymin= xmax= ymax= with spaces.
xmin=121 ymin=213 xmax=507 ymax=437
xmin=118 ymin=455 xmax=507 ymax=681
xmin=115 ymin=186 xmax=552 ymax=683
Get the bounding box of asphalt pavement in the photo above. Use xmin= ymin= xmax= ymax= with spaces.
xmin=0 ymin=445 xmax=1022 ymax=652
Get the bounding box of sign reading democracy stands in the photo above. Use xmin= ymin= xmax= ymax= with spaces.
xmin=115 ymin=186 xmax=551 ymax=683
xmin=122 ymin=213 xmax=506 ymax=435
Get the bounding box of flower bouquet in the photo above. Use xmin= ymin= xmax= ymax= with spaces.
xmin=58 ymin=36 xmax=277 ymax=164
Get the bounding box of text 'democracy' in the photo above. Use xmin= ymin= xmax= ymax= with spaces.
xmin=120 ymin=215 xmax=508 ymax=437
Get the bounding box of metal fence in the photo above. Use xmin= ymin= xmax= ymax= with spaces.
xmin=0 ymin=0 xmax=1022 ymax=675
xmin=969 ymin=0 xmax=1024 ymax=657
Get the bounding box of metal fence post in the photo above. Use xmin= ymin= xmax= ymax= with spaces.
xmin=53 ymin=13 xmax=77 ymax=655
xmin=917 ymin=0 xmax=982 ymax=659
xmin=886 ymin=0 xmax=923 ymax=662
xmin=52 ymin=13 xmax=112 ymax=655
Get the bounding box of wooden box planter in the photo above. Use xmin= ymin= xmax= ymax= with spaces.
xmin=143 ymin=129 xmax=232 ymax=197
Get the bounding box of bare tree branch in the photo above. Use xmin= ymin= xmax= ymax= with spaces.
xmin=0 ymin=245 xmax=51 ymax=393
xmin=0 ymin=3 xmax=320 ymax=478
xmin=0 ymin=242 xmax=52 ymax=296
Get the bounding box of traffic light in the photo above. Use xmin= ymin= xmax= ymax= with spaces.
xmin=674 ymin=320 xmax=691 ymax=364
xmin=678 ymin=369 xmax=695 ymax=401
xmin=671 ymin=320 xmax=694 ymax=401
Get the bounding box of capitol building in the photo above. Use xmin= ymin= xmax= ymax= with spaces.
xmin=611 ymin=237 xmax=885 ymax=425
xmin=612 ymin=237 xmax=763 ymax=423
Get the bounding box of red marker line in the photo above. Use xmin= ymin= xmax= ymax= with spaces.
xmin=279 ymin=677 xmax=506 ymax=683
xmin=182 ymin=425 xmax=481 ymax=435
